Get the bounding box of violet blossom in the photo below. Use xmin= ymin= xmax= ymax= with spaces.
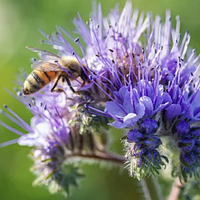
xmin=1 ymin=1 xmax=200 ymax=197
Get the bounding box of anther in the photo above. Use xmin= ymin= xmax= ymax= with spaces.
xmin=109 ymin=49 xmax=114 ymax=52
xmin=142 ymin=48 xmax=145 ymax=54
xmin=17 ymin=92 xmax=22 ymax=97
xmin=31 ymin=58 xmax=37 ymax=62
xmin=74 ymin=37 xmax=79 ymax=42
xmin=84 ymin=104 xmax=88 ymax=109
xmin=89 ymin=75 xmax=93 ymax=81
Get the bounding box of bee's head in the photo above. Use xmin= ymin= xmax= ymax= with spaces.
xmin=61 ymin=56 xmax=81 ymax=76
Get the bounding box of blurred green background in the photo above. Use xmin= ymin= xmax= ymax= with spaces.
xmin=0 ymin=0 xmax=200 ymax=199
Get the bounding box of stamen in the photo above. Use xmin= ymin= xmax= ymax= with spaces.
xmin=31 ymin=58 xmax=37 ymax=62
xmin=56 ymin=26 xmax=75 ymax=41
xmin=91 ymin=25 xmax=103 ymax=56
xmin=55 ymin=26 xmax=75 ymax=53
xmin=4 ymin=89 xmax=25 ymax=105
xmin=183 ymin=49 xmax=196 ymax=68
xmin=97 ymin=74 xmax=118 ymax=95
xmin=54 ymin=106 xmax=65 ymax=126
xmin=189 ymin=88 xmax=200 ymax=104
xmin=52 ymin=106 xmax=70 ymax=150
xmin=0 ymin=121 xmax=25 ymax=136
xmin=194 ymin=107 xmax=200 ymax=116
xmin=182 ymin=35 xmax=190 ymax=59
xmin=91 ymin=79 xmax=127 ymax=114
xmin=73 ymin=13 xmax=91 ymax=45
xmin=3 ymin=105 xmax=32 ymax=132
xmin=0 ymin=138 xmax=19 ymax=147
xmin=0 ymin=110 xmax=30 ymax=132
xmin=179 ymin=31 xmax=189 ymax=55
xmin=74 ymin=37 xmax=79 ymax=42
xmin=73 ymin=36 xmax=87 ymax=61
xmin=192 ymin=53 xmax=200 ymax=65
xmin=85 ymin=104 xmax=110 ymax=116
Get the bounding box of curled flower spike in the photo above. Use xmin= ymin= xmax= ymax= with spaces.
xmin=125 ymin=119 xmax=166 ymax=178
xmin=2 ymin=1 xmax=200 ymax=197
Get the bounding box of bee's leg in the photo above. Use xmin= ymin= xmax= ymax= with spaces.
xmin=80 ymin=70 xmax=87 ymax=87
xmin=65 ymin=76 xmax=76 ymax=93
xmin=51 ymin=75 xmax=62 ymax=92
xmin=81 ymin=80 xmax=85 ymax=87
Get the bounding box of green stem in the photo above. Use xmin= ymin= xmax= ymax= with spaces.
xmin=144 ymin=177 xmax=165 ymax=200
xmin=140 ymin=179 xmax=152 ymax=200
xmin=152 ymin=178 xmax=164 ymax=200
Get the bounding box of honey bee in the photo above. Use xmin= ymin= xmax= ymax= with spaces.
xmin=23 ymin=47 xmax=89 ymax=95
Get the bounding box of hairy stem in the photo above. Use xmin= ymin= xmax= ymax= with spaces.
xmin=152 ymin=178 xmax=164 ymax=200
xmin=140 ymin=179 xmax=152 ymax=200
xmin=167 ymin=177 xmax=183 ymax=200
xmin=66 ymin=152 xmax=126 ymax=164
xmin=144 ymin=177 xmax=165 ymax=200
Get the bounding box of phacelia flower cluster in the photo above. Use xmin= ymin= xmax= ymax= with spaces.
xmin=1 ymin=1 xmax=200 ymax=195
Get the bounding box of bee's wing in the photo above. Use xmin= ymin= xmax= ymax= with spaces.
xmin=26 ymin=46 xmax=60 ymax=62
xmin=32 ymin=61 xmax=63 ymax=71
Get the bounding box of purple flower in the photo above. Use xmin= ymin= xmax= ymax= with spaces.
xmin=125 ymin=118 xmax=165 ymax=174
xmin=106 ymin=86 xmax=145 ymax=129
xmin=1 ymin=1 xmax=200 ymax=191
xmin=106 ymin=79 xmax=172 ymax=129
xmin=0 ymin=96 xmax=86 ymax=195
xmin=140 ymin=118 xmax=158 ymax=134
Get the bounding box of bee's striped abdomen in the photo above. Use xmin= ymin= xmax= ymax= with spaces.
xmin=23 ymin=70 xmax=58 ymax=95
